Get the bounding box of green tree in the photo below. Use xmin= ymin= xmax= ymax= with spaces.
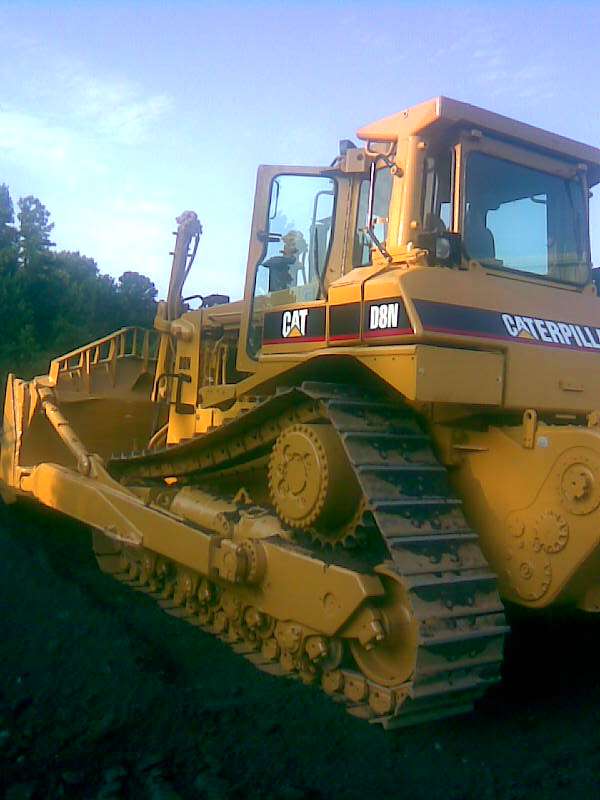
xmin=50 ymin=251 xmax=109 ymax=350
xmin=0 ymin=272 xmax=38 ymax=378
xmin=0 ymin=184 xmax=18 ymax=276
xmin=0 ymin=184 xmax=160 ymax=382
xmin=18 ymin=195 xmax=55 ymax=271
xmin=117 ymin=271 xmax=158 ymax=327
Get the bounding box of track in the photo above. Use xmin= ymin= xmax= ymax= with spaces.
xmin=105 ymin=382 xmax=508 ymax=727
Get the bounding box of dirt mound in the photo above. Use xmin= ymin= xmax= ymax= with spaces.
xmin=2 ymin=500 xmax=600 ymax=799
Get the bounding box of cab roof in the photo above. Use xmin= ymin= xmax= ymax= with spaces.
xmin=357 ymin=97 xmax=600 ymax=173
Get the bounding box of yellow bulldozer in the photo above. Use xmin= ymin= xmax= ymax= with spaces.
xmin=2 ymin=97 xmax=600 ymax=728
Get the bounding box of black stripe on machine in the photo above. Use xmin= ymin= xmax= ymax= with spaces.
xmin=414 ymin=298 xmax=600 ymax=352
xmin=363 ymin=298 xmax=413 ymax=338
xmin=263 ymin=306 xmax=326 ymax=345
xmin=329 ymin=303 xmax=361 ymax=340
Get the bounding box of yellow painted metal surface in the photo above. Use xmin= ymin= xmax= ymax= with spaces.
xmin=357 ymin=96 xmax=600 ymax=168
xmin=397 ymin=265 xmax=600 ymax=413
xmin=26 ymin=461 xmax=384 ymax=635
xmin=359 ymin=346 xmax=504 ymax=405
xmin=444 ymin=422 xmax=600 ymax=609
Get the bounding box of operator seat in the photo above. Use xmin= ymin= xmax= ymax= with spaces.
xmin=464 ymin=207 xmax=495 ymax=261
xmin=424 ymin=212 xmax=447 ymax=234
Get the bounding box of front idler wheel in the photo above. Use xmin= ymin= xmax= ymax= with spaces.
xmin=267 ymin=423 xmax=361 ymax=545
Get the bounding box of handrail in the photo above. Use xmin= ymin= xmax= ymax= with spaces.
xmin=49 ymin=327 xmax=159 ymax=388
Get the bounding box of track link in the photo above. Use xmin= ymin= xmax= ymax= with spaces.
xmin=299 ymin=382 xmax=508 ymax=727
xmin=104 ymin=381 xmax=508 ymax=728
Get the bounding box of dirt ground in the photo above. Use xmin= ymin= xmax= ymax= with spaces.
xmin=2 ymin=500 xmax=600 ymax=800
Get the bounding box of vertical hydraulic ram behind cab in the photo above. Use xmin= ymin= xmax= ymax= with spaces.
xmin=2 ymin=97 xmax=600 ymax=728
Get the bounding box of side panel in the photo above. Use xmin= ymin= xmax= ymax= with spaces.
xmin=443 ymin=422 xmax=600 ymax=610
xmin=398 ymin=265 xmax=600 ymax=413
xmin=231 ymin=258 xmax=600 ymax=415
xmin=359 ymin=345 xmax=503 ymax=406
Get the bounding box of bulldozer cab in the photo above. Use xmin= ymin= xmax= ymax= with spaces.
xmin=237 ymin=98 xmax=597 ymax=375
xmin=355 ymin=97 xmax=595 ymax=283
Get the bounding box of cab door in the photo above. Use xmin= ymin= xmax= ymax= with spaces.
xmin=237 ymin=166 xmax=350 ymax=372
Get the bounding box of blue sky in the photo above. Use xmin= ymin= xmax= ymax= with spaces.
xmin=1 ymin=0 xmax=599 ymax=300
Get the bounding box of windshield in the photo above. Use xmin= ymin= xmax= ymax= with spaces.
xmin=465 ymin=152 xmax=589 ymax=284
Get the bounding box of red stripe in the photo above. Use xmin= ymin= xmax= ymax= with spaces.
xmin=263 ymin=336 xmax=326 ymax=345
xmin=363 ymin=327 xmax=414 ymax=338
xmin=423 ymin=325 xmax=600 ymax=352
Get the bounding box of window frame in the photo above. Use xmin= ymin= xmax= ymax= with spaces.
xmin=352 ymin=176 xmax=371 ymax=267
xmin=352 ymin=164 xmax=394 ymax=268
xmin=456 ymin=133 xmax=591 ymax=286
xmin=420 ymin=147 xmax=456 ymax=234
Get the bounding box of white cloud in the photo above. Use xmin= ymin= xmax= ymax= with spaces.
xmin=0 ymin=28 xmax=176 ymax=285
xmin=53 ymin=69 xmax=173 ymax=145
xmin=0 ymin=26 xmax=172 ymax=149
xmin=0 ymin=109 xmax=92 ymax=172
xmin=0 ymin=111 xmax=69 ymax=163
xmin=0 ymin=31 xmax=174 ymax=211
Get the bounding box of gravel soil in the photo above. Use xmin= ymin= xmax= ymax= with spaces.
xmin=2 ymin=499 xmax=600 ymax=799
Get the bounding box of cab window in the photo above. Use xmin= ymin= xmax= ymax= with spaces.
xmin=248 ymin=174 xmax=336 ymax=356
xmin=465 ymin=152 xmax=589 ymax=284
xmin=421 ymin=151 xmax=453 ymax=233
xmin=353 ymin=166 xmax=393 ymax=267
